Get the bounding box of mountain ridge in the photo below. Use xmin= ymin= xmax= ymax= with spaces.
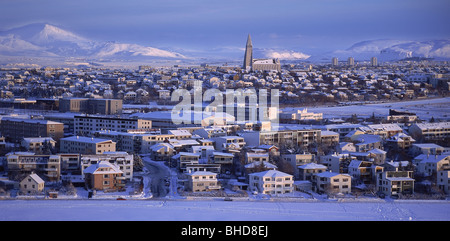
xmin=0 ymin=23 xmax=186 ymax=60
xmin=1 ymin=23 xmax=449 ymax=65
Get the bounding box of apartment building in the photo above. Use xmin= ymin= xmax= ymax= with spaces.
xmin=74 ymin=115 xmax=152 ymax=136
xmin=0 ymin=117 xmax=64 ymax=142
xmin=185 ymin=171 xmax=221 ymax=192
xmin=6 ymin=152 xmax=61 ymax=181
xmin=409 ymin=122 xmax=450 ymax=141
xmin=173 ymin=152 xmax=200 ymax=172
xmin=60 ymin=136 xmax=116 ymax=154
xmin=348 ymin=160 xmax=384 ymax=185
xmin=367 ymin=123 xmax=404 ymax=139
xmin=416 ymin=154 xmax=450 ymax=177
xmin=80 ymin=152 xmax=134 ymax=181
xmin=376 ymin=171 xmax=414 ymax=197
xmin=437 ymin=170 xmax=450 ymax=194
xmin=21 ymin=137 xmax=56 ymax=154
xmin=319 ymin=153 xmax=356 ymax=173
xmin=59 ymin=98 xmax=123 ymax=115
xmin=241 ymin=128 xmax=321 ymax=149
xmin=248 ymin=170 xmax=294 ymax=195
xmin=83 ymin=161 xmax=125 ymax=191
xmin=213 ymin=136 xmax=246 ymax=152
xmin=314 ymin=172 xmax=352 ymax=194
xmin=282 ymin=153 xmax=315 ymax=178
xmin=298 ymin=163 xmax=327 ymax=181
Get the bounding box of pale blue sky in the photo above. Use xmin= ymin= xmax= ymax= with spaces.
xmin=1 ymin=0 xmax=449 ymax=54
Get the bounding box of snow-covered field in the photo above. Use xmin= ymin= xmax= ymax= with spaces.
xmin=285 ymin=97 xmax=450 ymax=121
xmin=1 ymin=199 xmax=449 ymax=221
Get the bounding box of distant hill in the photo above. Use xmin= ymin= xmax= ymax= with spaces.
xmin=308 ymin=39 xmax=450 ymax=62
xmin=0 ymin=23 xmax=186 ymax=60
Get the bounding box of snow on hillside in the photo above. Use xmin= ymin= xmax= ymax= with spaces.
xmin=0 ymin=23 xmax=185 ymax=60
xmin=94 ymin=42 xmax=186 ymax=59
xmin=382 ymin=39 xmax=450 ymax=59
xmin=29 ymin=24 xmax=89 ymax=45
xmin=310 ymin=39 xmax=450 ymax=62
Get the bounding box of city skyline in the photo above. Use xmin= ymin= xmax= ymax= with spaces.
xmin=1 ymin=0 xmax=449 ymax=57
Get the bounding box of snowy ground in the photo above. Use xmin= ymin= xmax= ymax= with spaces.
xmin=0 ymin=198 xmax=449 ymax=221
xmin=284 ymin=97 xmax=450 ymax=121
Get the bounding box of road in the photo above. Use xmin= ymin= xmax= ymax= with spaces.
xmin=142 ymin=157 xmax=179 ymax=198
xmin=143 ymin=160 xmax=170 ymax=198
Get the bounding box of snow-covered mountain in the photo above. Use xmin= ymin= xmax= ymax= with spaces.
xmin=381 ymin=39 xmax=450 ymax=60
xmin=0 ymin=23 xmax=186 ymax=60
xmin=309 ymin=39 xmax=450 ymax=62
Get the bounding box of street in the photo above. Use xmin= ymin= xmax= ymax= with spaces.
xmin=142 ymin=157 xmax=179 ymax=198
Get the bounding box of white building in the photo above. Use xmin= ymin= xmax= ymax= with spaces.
xmin=74 ymin=115 xmax=152 ymax=136
xmin=185 ymin=171 xmax=221 ymax=192
xmin=19 ymin=173 xmax=45 ymax=195
xmin=80 ymin=152 xmax=134 ymax=181
xmin=292 ymin=108 xmax=323 ymax=121
xmin=376 ymin=171 xmax=414 ymax=197
xmin=248 ymin=170 xmax=294 ymax=195
xmin=314 ymin=172 xmax=352 ymax=194
xmin=437 ymin=170 xmax=450 ymax=194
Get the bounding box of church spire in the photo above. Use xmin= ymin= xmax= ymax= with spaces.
xmin=243 ymin=34 xmax=253 ymax=71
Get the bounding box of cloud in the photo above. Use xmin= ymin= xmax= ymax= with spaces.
xmin=264 ymin=50 xmax=310 ymax=60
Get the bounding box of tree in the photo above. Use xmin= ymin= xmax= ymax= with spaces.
xmin=133 ymin=154 xmax=144 ymax=172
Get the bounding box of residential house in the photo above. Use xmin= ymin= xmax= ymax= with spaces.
xmin=173 ymin=152 xmax=200 ymax=172
xmin=83 ymin=161 xmax=125 ymax=191
xmin=368 ymin=123 xmax=404 ymax=139
xmin=410 ymin=143 xmax=445 ymax=156
xmin=313 ymin=172 xmax=352 ymax=194
xmin=246 ymin=149 xmax=269 ymax=164
xmin=437 ymin=170 xmax=450 ymax=194
xmin=150 ymin=143 xmax=176 ymax=161
xmin=386 ymin=133 xmax=416 ymax=151
xmin=352 ymin=134 xmax=383 ymax=152
xmin=213 ymin=136 xmax=246 ymax=152
xmin=416 ymin=154 xmax=450 ymax=178
xmin=282 ymin=152 xmax=315 ymax=178
xmin=298 ymin=163 xmax=327 ymax=181
xmin=376 ymin=171 xmax=414 ymax=197
xmin=248 ymin=170 xmax=294 ymax=195
xmin=185 ymin=171 xmax=221 ymax=192
xmin=21 ymin=137 xmax=56 ymax=154
xmin=6 ymin=153 xmax=61 ymax=181
xmin=348 ymin=160 xmax=384 ymax=185
xmin=320 ymin=131 xmax=339 ymax=147
xmin=19 ymin=173 xmax=45 ymax=195
xmin=80 ymin=152 xmax=134 ymax=181
xmin=319 ymin=153 xmax=356 ymax=173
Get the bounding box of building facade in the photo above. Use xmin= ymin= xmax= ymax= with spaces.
xmin=83 ymin=161 xmax=125 ymax=191
xmin=74 ymin=115 xmax=152 ymax=136
xmin=376 ymin=171 xmax=414 ymax=197
xmin=6 ymin=153 xmax=61 ymax=181
xmin=60 ymin=136 xmax=116 ymax=154
xmin=0 ymin=117 xmax=64 ymax=142
xmin=59 ymin=98 xmax=123 ymax=115
xmin=248 ymin=170 xmax=294 ymax=195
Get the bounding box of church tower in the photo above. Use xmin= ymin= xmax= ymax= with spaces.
xmin=243 ymin=34 xmax=253 ymax=71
